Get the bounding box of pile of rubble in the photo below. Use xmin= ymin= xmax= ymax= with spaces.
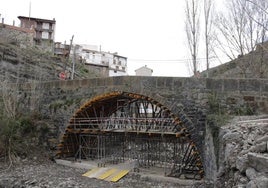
xmin=216 ymin=116 xmax=268 ymax=188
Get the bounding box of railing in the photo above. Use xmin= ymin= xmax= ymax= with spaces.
xmin=69 ymin=117 xmax=178 ymax=134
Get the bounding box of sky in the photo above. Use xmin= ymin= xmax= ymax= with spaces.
xmin=0 ymin=0 xmax=224 ymax=77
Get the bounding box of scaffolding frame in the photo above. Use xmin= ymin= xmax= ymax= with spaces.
xmin=57 ymin=92 xmax=204 ymax=179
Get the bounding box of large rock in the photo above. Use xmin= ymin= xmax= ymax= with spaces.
xmin=248 ymin=153 xmax=268 ymax=173
xmin=246 ymin=167 xmax=257 ymax=180
xmin=223 ymin=132 xmax=242 ymax=143
xmin=247 ymin=177 xmax=268 ymax=188
xmin=256 ymin=135 xmax=268 ymax=144
xmin=248 ymin=142 xmax=267 ymax=153
xmin=236 ymin=155 xmax=248 ymax=173
xmin=255 ymin=176 xmax=268 ymax=188
xmin=246 ymin=180 xmax=257 ymax=188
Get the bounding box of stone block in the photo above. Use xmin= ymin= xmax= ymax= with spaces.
xmin=206 ymin=78 xmax=223 ymax=91
xmin=239 ymin=80 xmax=261 ymax=92
xmin=236 ymin=155 xmax=249 ymax=173
xmin=224 ymin=79 xmax=238 ymax=91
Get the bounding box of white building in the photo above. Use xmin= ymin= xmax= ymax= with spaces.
xmin=135 ymin=65 xmax=153 ymax=76
xmin=74 ymin=44 xmax=127 ymax=77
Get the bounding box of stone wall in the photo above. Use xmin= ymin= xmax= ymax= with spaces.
xmin=0 ymin=24 xmax=34 ymax=47
xmin=4 ymin=76 xmax=268 ymax=182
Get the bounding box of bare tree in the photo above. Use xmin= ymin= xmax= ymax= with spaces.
xmin=214 ymin=0 xmax=268 ymax=60
xmin=185 ymin=0 xmax=200 ymax=76
xmin=204 ymin=0 xmax=214 ymax=77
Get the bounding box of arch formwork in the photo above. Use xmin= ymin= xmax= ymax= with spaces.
xmin=57 ymin=91 xmax=204 ymax=179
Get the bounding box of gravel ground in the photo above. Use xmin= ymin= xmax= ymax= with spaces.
xmin=0 ymin=159 xmax=206 ymax=188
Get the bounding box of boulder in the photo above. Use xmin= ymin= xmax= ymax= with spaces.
xmin=246 ymin=168 xmax=257 ymax=180
xmin=223 ymin=132 xmax=242 ymax=143
xmin=236 ymin=155 xmax=249 ymax=173
xmin=256 ymin=135 xmax=268 ymax=144
xmin=248 ymin=142 xmax=267 ymax=153
xmin=255 ymin=176 xmax=268 ymax=188
xmin=248 ymin=153 xmax=268 ymax=173
xmin=246 ymin=180 xmax=257 ymax=188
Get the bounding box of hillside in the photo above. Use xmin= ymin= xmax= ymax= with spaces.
xmin=201 ymin=43 xmax=268 ymax=79
xmin=0 ymin=39 xmax=100 ymax=83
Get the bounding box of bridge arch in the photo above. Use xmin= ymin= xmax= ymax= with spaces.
xmin=57 ymin=91 xmax=204 ymax=179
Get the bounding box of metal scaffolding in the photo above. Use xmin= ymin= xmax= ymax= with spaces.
xmin=57 ymin=92 xmax=204 ymax=179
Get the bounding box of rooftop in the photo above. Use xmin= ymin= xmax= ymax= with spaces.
xmin=18 ymin=16 xmax=56 ymax=23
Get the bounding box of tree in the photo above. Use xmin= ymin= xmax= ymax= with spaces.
xmin=214 ymin=0 xmax=268 ymax=60
xmin=203 ymin=0 xmax=214 ymax=77
xmin=185 ymin=0 xmax=200 ymax=76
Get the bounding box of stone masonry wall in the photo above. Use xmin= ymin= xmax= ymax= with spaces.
xmin=0 ymin=24 xmax=34 ymax=47
xmin=6 ymin=76 xmax=268 ymax=182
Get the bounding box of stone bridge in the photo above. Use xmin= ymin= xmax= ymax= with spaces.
xmin=13 ymin=76 xmax=268 ymax=180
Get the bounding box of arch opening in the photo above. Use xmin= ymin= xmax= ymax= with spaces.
xmin=57 ymin=91 xmax=204 ymax=179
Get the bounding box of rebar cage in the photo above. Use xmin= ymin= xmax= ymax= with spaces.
xmin=57 ymin=91 xmax=204 ymax=179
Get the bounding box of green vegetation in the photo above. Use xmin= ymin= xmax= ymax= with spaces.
xmin=206 ymin=92 xmax=231 ymax=168
xmin=233 ymin=104 xmax=255 ymax=116
xmin=0 ymin=112 xmax=50 ymax=164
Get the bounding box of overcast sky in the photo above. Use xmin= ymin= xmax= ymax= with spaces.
xmin=0 ymin=0 xmax=224 ymax=77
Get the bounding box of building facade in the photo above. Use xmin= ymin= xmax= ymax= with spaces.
xmin=18 ymin=16 xmax=56 ymax=52
xmin=135 ymin=65 xmax=153 ymax=76
xmin=74 ymin=44 xmax=128 ymax=77
xmin=54 ymin=42 xmax=70 ymax=57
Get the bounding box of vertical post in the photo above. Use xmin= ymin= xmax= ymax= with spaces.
xmin=29 ymin=1 xmax=31 ymax=19
xmin=164 ymin=136 xmax=167 ymax=176
xmin=71 ymin=44 xmax=77 ymax=80
xmin=79 ymin=134 xmax=81 ymax=161
xmin=69 ymin=35 xmax=74 ymax=79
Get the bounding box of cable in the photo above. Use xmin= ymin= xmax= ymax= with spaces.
xmin=128 ymin=57 xmax=219 ymax=63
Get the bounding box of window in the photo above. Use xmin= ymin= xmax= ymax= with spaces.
xmin=41 ymin=32 xmax=49 ymax=39
xmin=42 ymin=23 xmax=49 ymax=29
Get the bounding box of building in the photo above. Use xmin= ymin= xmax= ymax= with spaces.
xmin=135 ymin=65 xmax=153 ymax=76
xmin=74 ymin=44 xmax=128 ymax=77
xmin=18 ymin=16 xmax=56 ymax=52
xmin=54 ymin=42 xmax=70 ymax=57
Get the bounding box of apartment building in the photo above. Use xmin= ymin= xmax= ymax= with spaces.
xmin=18 ymin=16 xmax=56 ymax=52
xmin=75 ymin=44 xmax=128 ymax=77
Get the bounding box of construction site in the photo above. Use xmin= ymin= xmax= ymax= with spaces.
xmin=56 ymin=92 xmax=204 ymax=181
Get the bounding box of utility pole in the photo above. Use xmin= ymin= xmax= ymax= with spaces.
xmin=70 ymin=35 xmax=75 ymax=80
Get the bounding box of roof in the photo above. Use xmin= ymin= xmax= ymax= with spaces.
xmin=18 ymin=16 xmax=56 ymax=23
xmin=1 ymin=23 xmax=35 ymax=34
xmin=135 ymin=65 xmax=153 ymax=72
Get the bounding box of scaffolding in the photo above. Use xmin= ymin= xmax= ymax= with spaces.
xmin=57 ymin=92 xmax=204 ymax=179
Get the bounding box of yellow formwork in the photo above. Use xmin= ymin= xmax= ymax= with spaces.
xmin=82 ymin=168 xmax=100 ymax=177
xmin=82 ymin=167 xmax=130 ymax=182
xmin=110 ymin=170 xmax=129 ymax=182
xmin=98 ymin=168 xmax=117 ymax=180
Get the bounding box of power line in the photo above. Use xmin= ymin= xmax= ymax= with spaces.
xmin=128 ymin=56 xmax=219 ymax=63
